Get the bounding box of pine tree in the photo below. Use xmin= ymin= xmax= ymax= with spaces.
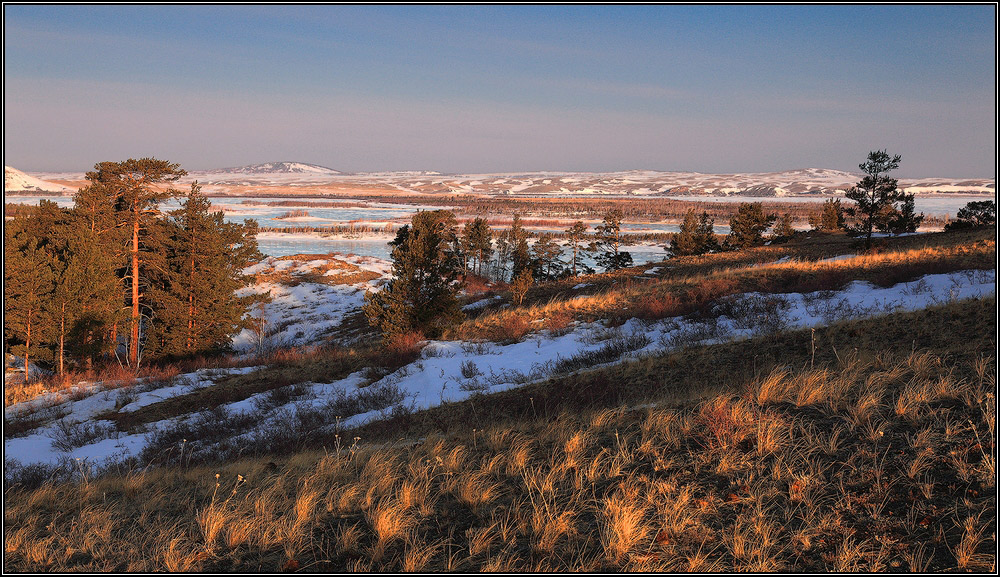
xmin=670 ymin=209 xmax=700 ymax=256
xmin=672 ymin=209 xmax=719 ymax=256
xmin=809 ymin=199 xmax=845 ymax=232
xmin=148 ymin=184 xmax=262 ymax=360
xmin=725 ymin=202 xmax=777 ymax=250
xmin=694 ymin=211 xmax=719 ymax=254
xmin=462 ymin=217 xmax=493 ymax=277
xmin=58 ymin=221 xmax=122 ymax=371
xmin=509 ymin=214 xmax=532 ymax=281
xmin=492 ymin=228 xmax=511 ymax=283
xmin=595 ymin=209 xmax=633 ymax=272
xmin=564 ymin=221 xmax=593 ymax=277
xmin=844 ymin=150 xmax=904 ymax=248
xmin=85 ymin=158 xmax=187 ymax=367
xmin=884 ymin=193 xmax=924 ymax=234
xmin=4 ymin=222 xmax=57 ymax=382
xmin=362 ymin=210 xmax=465 ymax=341
xmin=945 ymin=201 xmax=996 ymax=231
xmin=772 ymin=213 xmax=796 ymax=242
xmin=71 ymin=178 xmax=127 ymax=363
xmin=531 ymin=233 xmax=564 ymax=281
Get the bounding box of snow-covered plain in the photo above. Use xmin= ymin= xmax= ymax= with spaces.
xmin=4 ymin=258 xmax=995 ymax=478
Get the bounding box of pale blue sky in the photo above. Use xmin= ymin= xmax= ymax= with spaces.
xmin=3 ymin=5 xmax=996 ymax=176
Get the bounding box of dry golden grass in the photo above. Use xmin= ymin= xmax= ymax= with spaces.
xmin=6 ymin=338 xmax=995 ymax=571
xmin=449 ymin=228 xmax=994 ymax=342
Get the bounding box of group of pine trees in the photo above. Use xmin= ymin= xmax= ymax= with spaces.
xmin=668 ymin=202 xmax=792 ymax=256
xmin=454 ymin=209 xmax=635 ymax=285
xmin=669 ymin=150 xmax=934 ymax=256
xmin=4 ymin=158 xmax=262 ymax=380
xmin=363 ymin=208 xmax=635 ymax=342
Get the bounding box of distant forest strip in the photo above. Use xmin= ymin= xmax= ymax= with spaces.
xmin=239 ymin=199 xmax=373 ymax=208
xmin=335 ymin=195 xmax=952 ymax=224
xmin=255 ymin=222 xmax=674 ymax=242
xmin=257 ymin=223 xmax=398 ymax=235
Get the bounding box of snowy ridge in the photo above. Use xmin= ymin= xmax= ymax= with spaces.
xmin=197 ymin=161 xmax=342 ymax=175
xmin=4 ymin=166 xmax=73 ymax=193
xmin=23 ymin=164 xmax=994 ymax=196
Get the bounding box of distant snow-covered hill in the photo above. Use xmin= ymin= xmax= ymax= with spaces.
xmin=16 ymin=162 xmax=994 ymax=197
xmin=188 ymin=162 xmax=345 ymax=186
xmin=4 ymin=166 xmax=73 ymax=194
xmin=198 ymin=162 xmax=343 ymax=175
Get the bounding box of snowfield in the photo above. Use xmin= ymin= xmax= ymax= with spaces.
xmin=4 ymin=260 xmax=995 ymax=478
xmin=232 ymin=254 xmax=392 ymax=351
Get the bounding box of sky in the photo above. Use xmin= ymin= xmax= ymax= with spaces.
xmin=3 ymin=5 xmax=996 ymax=177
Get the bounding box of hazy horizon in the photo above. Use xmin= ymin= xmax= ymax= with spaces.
xmin=4 ymin=6 xmax=997 ymax=178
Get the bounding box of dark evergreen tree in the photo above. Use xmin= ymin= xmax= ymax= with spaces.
xmin=670 ymin=209 xmax=718 ymax=256
xmin=594 ymin=209 xmax=633 ymax=272
xmin=564 ymin=221 xmax=594 ymax=277
xmin=462 ymin=217 xmax=493 ymax=277
xmin=945 ymin=200 xmax=996 ymax=230
xmin=694 ymin=211 xmax=719 ymax=254
xmin=71 ymin=178 xmax=127 ymax=362
xmin=724 ymin=202 xmax=777 ymax=250
xmin=148 ymin=184 xmax=262 ymax=360
xmin=670 ymin=209 xmax=701 ymax=257
xmin=884 ymin=192 xmax=924 ymax=234
xmin=531 ymin=233 xmax=564 ymax=281
xmin=492 ymin=227 xmax=511 ymax=283
xmin=84 ymin=158 xmax=187 ymax=367
xmin=362 ymin=210 xmax=465 ymax=341
xmin=509 ymin=214 xmax=532 ymax=282
xmin=844 ymin=150 xmax=904 ymax=248
xmin=772 ymin=213 xmax=796 ymax=242
xmin=809 ymin=199 xmax=846 ymax=232
xmin=58 ymin=222 xmax=122 ymax=371
xmin=4 ymin=220 xmax=57 ymax=382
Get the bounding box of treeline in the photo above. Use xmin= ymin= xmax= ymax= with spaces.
xmin=362 ymin=209 xmax=637 ymax=344
xmin=362 ymin=205 xmax=793 ymax=343
xmin=257 ymin=223 xmax=397 ymax=235
xmin=4 ymin=158 xmax=262 ymax=381
xmin=329 ymin=192 xmax=959 ymax=226
xmin=241 ymin=200 xmax=372 ymax=209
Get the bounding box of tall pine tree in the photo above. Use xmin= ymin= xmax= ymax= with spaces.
xmin=564 ymin=221 xmax=594 ymax=277
xmin=844 ymin=150 xmax=905 ymax=248
xmin=363 ymin=210 xmax=465 ymax=341
xmin=725 ymin=202 xmax=777 ymax=250
xmin=595 ymin=209 xmax=633 ymax=272
xmin=508 ymin=214 xmax=532 ymax=282
xmin=148 ymin=184 xmax=262 ymax=359
xmin=4 ymin=219 xmax=57 ymax=382
xmin=85 ymin=158 xmax=187 ymax=367
xmin=462 ymin=217 xmax=493 ymax=277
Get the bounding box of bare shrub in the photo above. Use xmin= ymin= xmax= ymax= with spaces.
xmin=714 ymin=293 xmax=793 ymax=336
xmin=553 ymin=334 xmax=651 ymax=375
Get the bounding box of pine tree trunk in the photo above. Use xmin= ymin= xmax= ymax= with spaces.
xmin=24 ymin=312 xmax=32 ymax=385
xmin=130 ymin=213 xmax=140 ymax=367
xmin=110 ymin=321 xmax=118 ymax=362
xmin=188 ymin=254 xmax=195 ymax=350
xmin=59 ymin=301 xmax=65 ymax=376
